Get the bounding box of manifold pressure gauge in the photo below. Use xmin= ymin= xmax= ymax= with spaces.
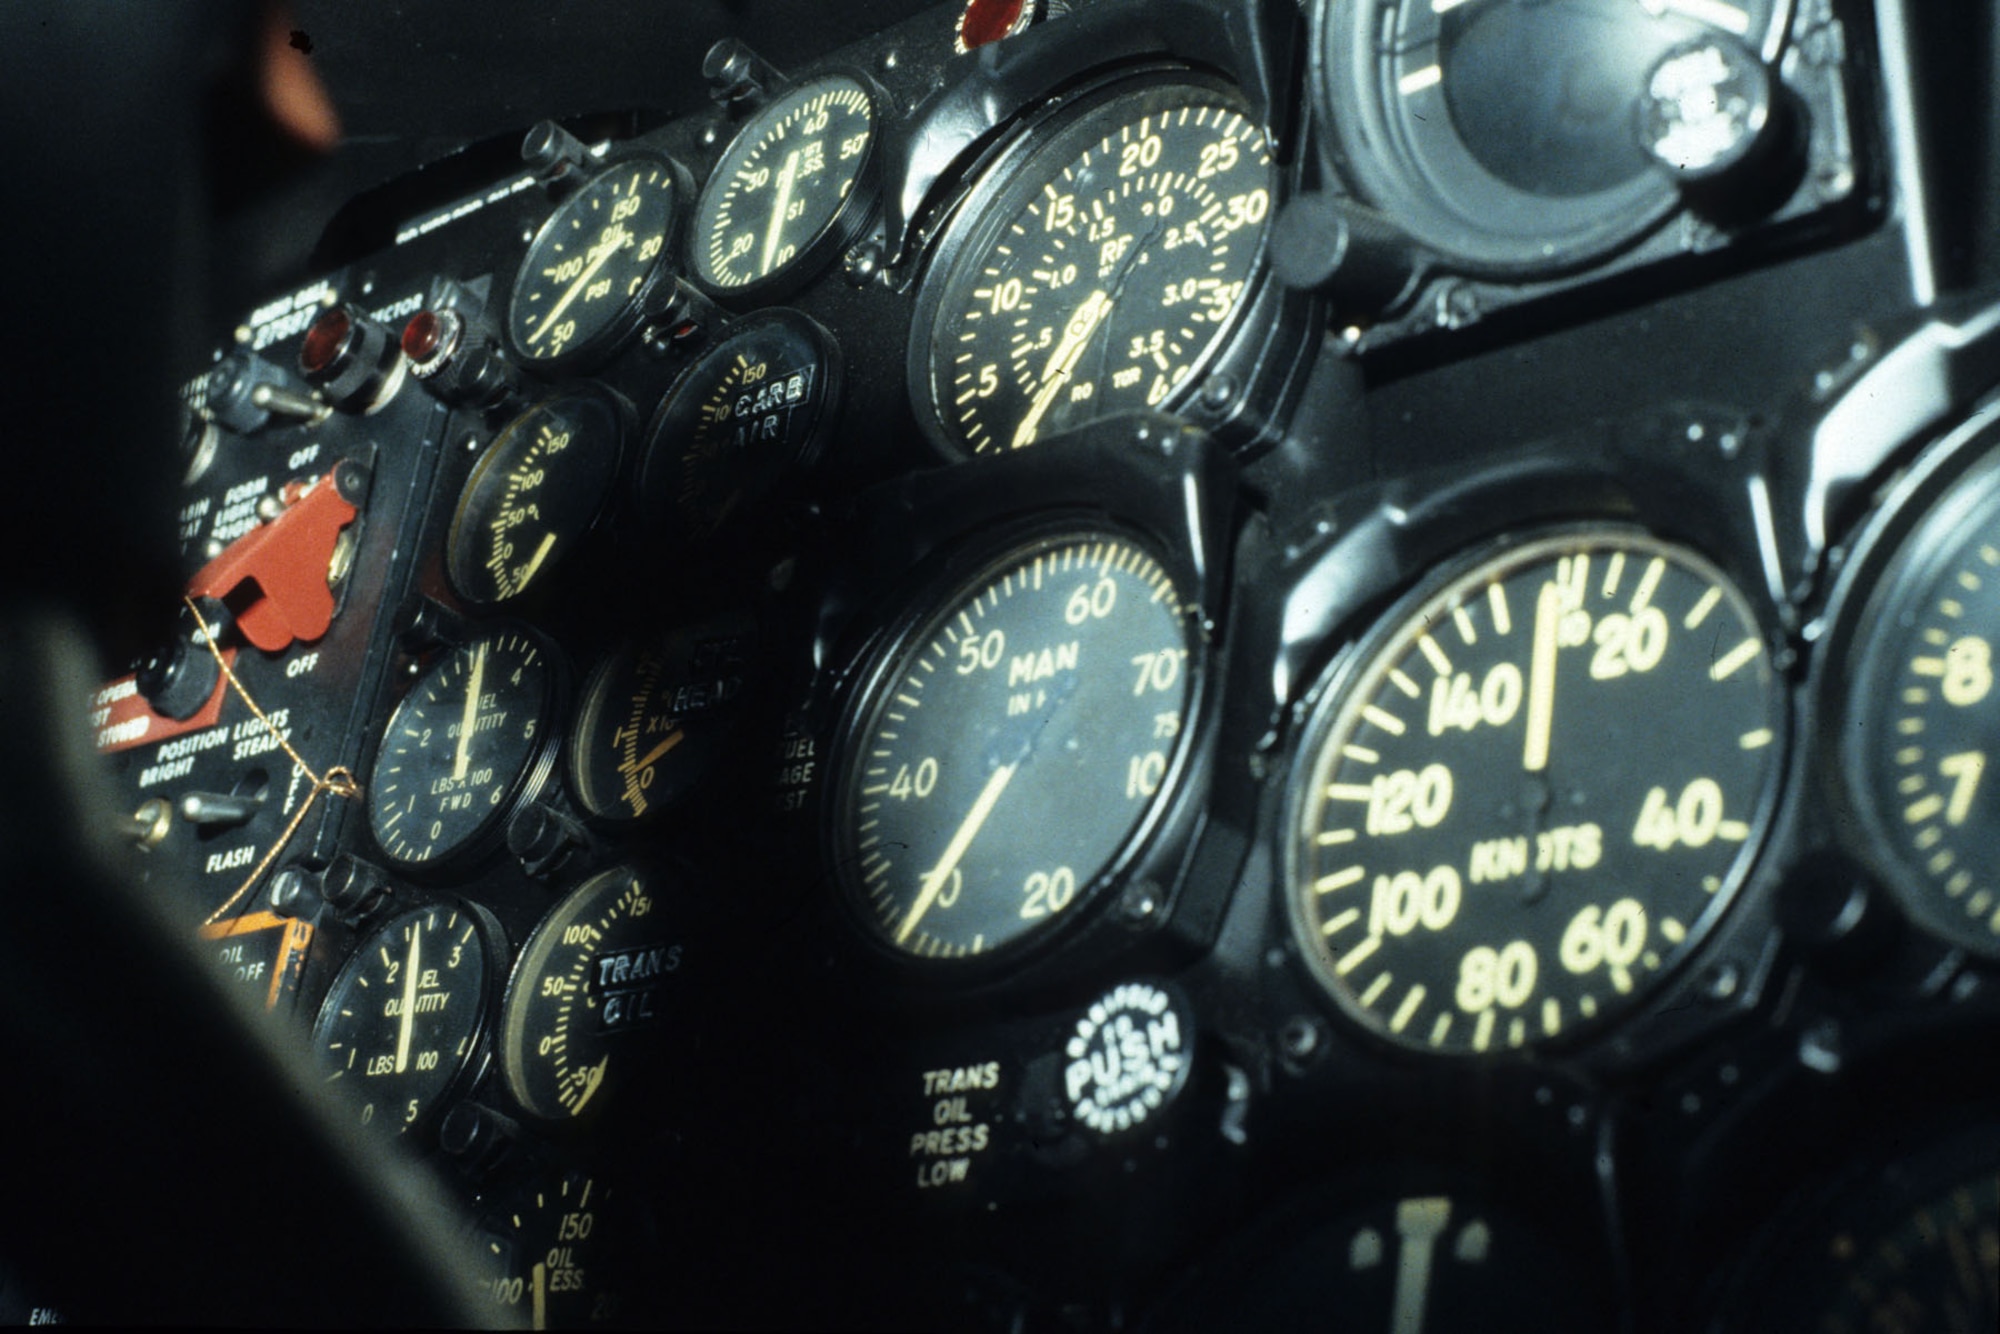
xmin=831 ymin=531 xmax=1198 ymax=961
xmin=910 ymin=79 xmax=1275 ymax=457
xmin=368 ymin=628 xmax=559 ymax=867
xmin=1286 ymin=529 xmax=1784 ymax=1055
xmin=1837 ymin=439 xmax=2000 ymax=957
xmin=689 ymin=72 xmax=880 ymax=299
xmin=507 ymin=154 xmax=686 ymax=367
xmin=446 ymin=390 xmax=625 ymax=605
xmin=314 ymin=901 xmax=500 ymax=1134
xmin=499 ymin=867 xmax=686 ymax=1120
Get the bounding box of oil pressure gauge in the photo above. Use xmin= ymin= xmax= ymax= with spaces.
xmin=1286 ymin=528 xmax=1784 ymax=1056
xmin=830 ymin=530 xmax=1199 ymax=961
xmin=508 ymin=154 xmax=689 ymax=368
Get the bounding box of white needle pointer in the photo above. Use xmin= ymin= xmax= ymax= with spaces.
xmin=453 ymin=641 xmax=488 ymax=782
xmin=1523 ymin=581 xmax=1560 ymax=772
xmin=1012 ymin=290 xmax=1112 ymax=450
xmin=761 ymin=149 xmax=801 ymax=277
xmin=393 ymin=924 xmax=421 ymax=1074
xmin=895 ymin=762 xmax=1018 ymax=945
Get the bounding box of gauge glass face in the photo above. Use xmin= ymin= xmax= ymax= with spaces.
xmin=314 ymin=903 xmax=493 ymax=1134
xmin=481 ymin=1170 xmax=621 ymax=1326
xmin=1288 ymin=530 xmax=1783 ymax=1055
xmin=368 ymin=629 xmax=555 ymax=866
xmin=690 ymin=74 xmax=876 ymax=293
xmin=635 ymin=311 xmax=838 ymax=544
xmin=1322 ymin=0 xmax=1782 ymax=269
xmin=835 ymin=533 xmax=1195 ymax=959
xmin=917 ymin=83 xmax=1273 ymax=456
xmin=447 ymin=392 xmax=623 ymax=605
xmin=569 ymin=617 xmax=752 ymax=821
xmin=508 ymin=157 xmax=679 ymax=365
xmin=501 ymin=867 xmax=683 ymax=1119
xmin=1844 ymin=451 xmax=2000 ymax=956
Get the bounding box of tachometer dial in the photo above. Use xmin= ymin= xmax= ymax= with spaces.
xmin=568 ymin=615 xmax=753 ymax=822
xmin=508 ymin=155 xmax=686 ymax=367
xmin=368 ymin=628 xmax=559 ymax=867
xmin=689 ymin=73 xmax=880 ymax=299
xmin=500 ymin=867 xmax=686 ymax=1120
xmin=832 ymin=532 xmax=1197 ymax=960
xmin=1837 ymin=441 xmax=2000 ymax=957
xmin=1314 ymin=0 xmax=1785 ymax=274
xmin=313 ymin=901 xmax=500 ymax=1135
xmin=633 ymin=310 xmax=841 ymax=544
xmin=446 ymin=391 xmax=625 ymax=605
xmin=911 ymin=80 xmax=1274 ymax=457
xmin=1286 ymin=529 xmax=1784 ymax=1055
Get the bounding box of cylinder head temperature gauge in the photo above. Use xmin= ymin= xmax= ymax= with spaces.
xmin=1285 ymin=528 xmax=1784 ymax=1056
xmin=446 ymin=390 xmax=625 ymax=605
xmin=830 ymin=531 xmax=1199 ymax=962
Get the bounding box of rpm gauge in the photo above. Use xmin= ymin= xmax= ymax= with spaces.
xmin=832 ymin=532 xmax=1197 ymax=960
xmin=1286 ymin=529 xmax=1784 ymax=1055
xmin=912 ymin=80 xmax=1275 ymax=457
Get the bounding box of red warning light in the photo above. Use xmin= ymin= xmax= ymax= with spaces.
xmin=958 ymin=0 xmax=1030 ymax=52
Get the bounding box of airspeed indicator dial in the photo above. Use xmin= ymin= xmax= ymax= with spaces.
xmin=913 ymin=81 xmax=1274 ymax=457
xmin=1287 ymin=530 xmax=1784 ymax=1056
xmin=832 ymin=533 xmax=1197 ymax=960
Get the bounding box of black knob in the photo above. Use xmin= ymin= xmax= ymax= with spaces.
xmin=268 ymin=863 xmax=324 ymax=919
xmin=507 ymin=799 xmax=595 ymax=880
xmin=392 ymin=594 xmax=471 ymax=653
xmin=703 ymin=39 xmax=785 ymax=109
xmin=320 ymin=852 xmax=391 ymax=921
xmin=522 ymin=119 xmax=593 ymax=199
xmin=1269 ymin=194 xmax=1424 ymax=315
xmin=439 ymin=1101 xmax=525 ymax=1182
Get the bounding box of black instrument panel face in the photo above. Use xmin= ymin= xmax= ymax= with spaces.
xmin=77 ymin=0 xmax=2000 ymax=1329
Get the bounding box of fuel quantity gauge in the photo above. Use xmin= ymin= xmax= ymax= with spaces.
xmin=368 ymin=628 xmax=560 ymax=867
xmin=448 ymin=391 xmax=625 ymax=606
xmin=313 ymin=901 xmax=501 ymax=1135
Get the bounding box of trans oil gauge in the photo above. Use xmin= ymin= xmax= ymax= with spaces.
xmin=1286 ymin=529 xmax=1784 ymax=1055
xmin=910 ymin=79 xmax=1274 ymax=457
xmin=831 ymin=531 xmax=1197 ymax=961
xmin=500 ymin=867 xmax=686 ymax=1120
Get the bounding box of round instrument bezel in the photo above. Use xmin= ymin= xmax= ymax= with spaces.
xmin=825 ymin=520 xmax=1209 ymax=976
xmin=1280 ymin=522 xmax=1790 ymax=1058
